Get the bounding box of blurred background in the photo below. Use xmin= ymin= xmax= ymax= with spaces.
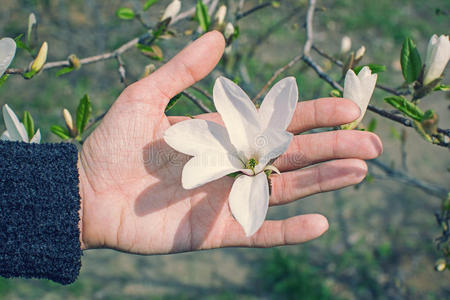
xmin=0 ymin=0 xmax=449 ymax=299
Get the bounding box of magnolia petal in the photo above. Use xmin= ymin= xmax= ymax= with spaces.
xmin=259 ymin=77 xmax=298 ymax=131
xmin=164 ymin=119 xmax=237 ymax=157
xmin=0 ymin=38 xmax=16 ymax=78
xmin=30 ymin=129 xmax=41 ymax=143
xmin=1 ymin=130 xmax=10 ymax=141
xmin=343 ymin=67 xmax=377 ymax=126
xmin=2 ymin=104 xmax=28 ymax=142
xmin=213 ymin=76 xmax=260 ymax=154
xmin=228 ymin=172 xmax=269 ymax=237
xmin=424 ymin=34 xmax=450 ymax=85
xmin=253 ymin=129 xmax=293 ymax=174
xmin=182 ymin=153 xmax=242 ymax=189
xmin=424 ymin=34 xmax=439 ymax=78
xmin=343 ymin=69 xmax=362 ymax=108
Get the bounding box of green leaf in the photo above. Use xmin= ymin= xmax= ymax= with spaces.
xmin=365 ymin=173 xmax=374 ymax=183
xmin=116 ymin=7 xmax=135 ymax=20
xmin=22 ymin=111 xmax=35 ymax=138
xmin=56 ymin=66 xmax=75 ymax=77
xmin=329 ymin=89 xmax=342 ymax=97
xmin=233 ymin=25 xmax=240 ymax=39
xmin=76 ymin=94 xmax=92 ymax=134
xmin=367 ymin=118 xmax=377 ymax=132
xmin=195 ymin=0 xmax=211 ymax=32
xmin=143 ymin=0 xmax=158 ymax=11
xmin=433 ymin=84 xmax=450 ymax=92
xmin=50 ymin=125 xmax=70 ymax=140
xmin=354 ymin=64 xmax=386 ymax=74
xmin=165 ymin=93 xmax=182 ymax=112
xmin=423 ymin=109 xmax=435 ymax=121
xmin=384 ymin=96 xmax=424 ymax=121
xmin=400 ymin=37 xmax=422 ymax=84
xmin=0 ymin=74 xmax=9 ymax=87
xmin=23 ymin=69 xmax=37 ymax=79
xmin=14 ymin=34 xmax=31 ymax=52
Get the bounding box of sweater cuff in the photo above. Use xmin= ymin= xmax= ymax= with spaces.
xmin=0 ymin=140 xmax=82 ymax=285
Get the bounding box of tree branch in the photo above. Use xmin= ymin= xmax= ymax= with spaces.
xmin=236 ymin=2 xmax=272 ymax=20
xmin=181 ymin=91 xmax=212 ymax=113
xmin=5 ymin=1 xmax=211 ymax=75
xmin=368 ymin=159 xmax=448 ymax=199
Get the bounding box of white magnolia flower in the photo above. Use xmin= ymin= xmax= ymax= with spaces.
xmin=161 ymin=0 xmax=181 ymax=22
xmin=342 ymin=66 xmax=377 ymax=129
xmin=1 ymin=104 xmax=41 ymax=143
xmin=0 ymin=38 xmax=16 ymax=77
xmin=423 ymin=34 xmax=450 ymax=85
xmin=164 ymin=77 xmax=298 ymax=236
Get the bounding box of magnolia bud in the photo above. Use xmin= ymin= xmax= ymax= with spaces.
xmin=161 ymin=0 xmax=181 ymax=22
xmin=435 ymin=259 xmax=446 ymax=272
xmin=143 ymin=64 xmax=156 ymax=78
xmin=421 ymin=111 xmax=439 ymax=136
xmin=224 ymin=23 xmax=235 ymax=39
xmin=215 ymin=5 xmax=227 ymax=25
xmin=31 ymin=42 xmax=48 ymax=72
xmin=27 ymin=13 xmax=37 ymax=42
xmin=63 ymin=108 xmax=76 ymax=136
xmin=340 ymin=36 xmax=352 ymax=54
xmin=68 ymin=54 xmax=81 ymax=69
xmin=355 ymin=45 xmax=366 ymax=61
xmin=423 ymin=34 xmax=450 ymax=85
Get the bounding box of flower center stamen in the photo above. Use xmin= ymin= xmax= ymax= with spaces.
xmin=245 ymin=158 xmax=258 ymax=172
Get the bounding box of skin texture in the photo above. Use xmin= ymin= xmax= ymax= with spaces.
xmin=78 ymin=31 xmax=383 ymax=254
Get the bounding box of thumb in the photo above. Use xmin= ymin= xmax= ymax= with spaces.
xmin=118 ymin=31 xmax=225 ymax=112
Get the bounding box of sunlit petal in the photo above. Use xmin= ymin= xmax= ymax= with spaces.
xmin=228 ymin=172 xmax=269 ymax=236
xmin=181 ymin=153 xmax=242 ymax=189
xmin=164 ymin=119 xmax=237 ymax=157
xmin=2 ymin=104 xmax=28 ymax=142
xmin=0 ymin=38 xmax=16 ymax=77
xmin=253 ymin=129 xmax=292 ymax=174
xmin=259 ymin=77 xmax=298 ymax=132
xmin=30 ymin=129 xmax=41 ymax=143
xmin=213 ymin=76 xmax=260 ymax=154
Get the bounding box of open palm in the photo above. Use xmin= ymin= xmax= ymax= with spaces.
xmin=78 ymin=31 xmax=382 ymax=254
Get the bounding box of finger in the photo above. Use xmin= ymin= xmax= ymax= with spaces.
xmin=220 ymin=214 xmax=329 ymax=248
xmin=270 ymin=159 xmax=367 ymax=206
xmin=168 ymin=98 xmax=360 ymax=133
xmin=287 ymin=98 xmax=360 ymax=133
xmin=120 ymin=31 xmax=225 ymax=112
xmin=275 ymin=130 xmax=383 ymax=172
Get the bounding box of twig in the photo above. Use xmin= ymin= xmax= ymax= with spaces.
xmin=312 ymin=45 xmax=410 ymax=96
xmin=181 ymin=91 xmax=212 ymax=113
xmin=208 ymin=0 xmax=220 ymax=16
xmin=312 ymin=45 xmax=343 ymax=67
xmin=5 ymin=1 xmax=209 ymax=75
xmin=301 ymin=55 xmax=343 ymax=90
xmin=368 ymin=159 xmax=448 ymax=198
xmin=191 ymin=85 xmax=213 ymax=102
xmin=236 ymin=2 xmax=272 ymax=20
xmin=115 ymin=55 xmax=127 ymax=86
xmin=252 ymin=54 xmax=302 ymax=102
xmin=303 ymin=0 xmax=316 ymax=56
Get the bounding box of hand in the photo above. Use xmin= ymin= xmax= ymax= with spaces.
xmin=78 ymin=31 xmax=382 ymax=254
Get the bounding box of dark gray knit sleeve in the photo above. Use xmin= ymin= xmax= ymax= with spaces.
xmin=0 ymin=140 xmax=82 ymax=285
